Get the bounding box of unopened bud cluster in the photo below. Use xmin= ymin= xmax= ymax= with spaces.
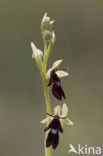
xmin=41 ymin=13 xmax=55 ymax=43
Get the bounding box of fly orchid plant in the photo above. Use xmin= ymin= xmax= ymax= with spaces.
xmin=31 ymin=13 xmax=73 ymax=156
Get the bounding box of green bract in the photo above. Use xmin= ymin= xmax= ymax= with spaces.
xmin=31 ymin=42 xmax=43 ymax=71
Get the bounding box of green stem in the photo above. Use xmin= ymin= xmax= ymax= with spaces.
xmin=42 ymin=74 xmax=51 ymax=156
xmin=41 ymin=41 xmax=52 ymax=156
xmin=42 ymin=73 xmax=51 ymax=113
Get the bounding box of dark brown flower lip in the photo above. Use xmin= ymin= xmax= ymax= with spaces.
xmin=44 ymin=112 xmax=66 ymax=149
xmin=47 ymin=67 xmax=67 ymax=100
xmin=52 ymin=84 xmax=66 ymax=100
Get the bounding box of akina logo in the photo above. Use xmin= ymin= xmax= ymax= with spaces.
xmin=68 ymin=144 xmax=102 ymax=155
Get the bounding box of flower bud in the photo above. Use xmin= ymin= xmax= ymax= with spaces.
xmin=41 ymin=13 xmax=50 ymax=27
xmin=51 ymin=31 xmax=56 ymax=44
xmin=43 ymin=30 xmax=52 ymax=43
xmin=31 ymin=42 xmax=43 ymax=71
xmin=41 ymin=13 xmax=54 ymax=37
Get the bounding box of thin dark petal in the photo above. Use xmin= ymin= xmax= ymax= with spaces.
xmin=53 ymin=67 xmax=68 ymax=72
xmin=52 ymin=84 xmax=66 ymax=100
xmin=52 ymin=130 xmax=59 ymax=149
xmin=46 ymin=131 xmax=52 ymax=148
xmin=44 ymin=126 xmax=50 ymax=132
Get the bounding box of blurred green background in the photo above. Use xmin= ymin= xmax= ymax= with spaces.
xmin=0 ymin=0 xmax=103 ymax=156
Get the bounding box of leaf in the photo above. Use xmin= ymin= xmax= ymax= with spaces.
xmin=31 ymin=42 xmax=43 ymax=71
